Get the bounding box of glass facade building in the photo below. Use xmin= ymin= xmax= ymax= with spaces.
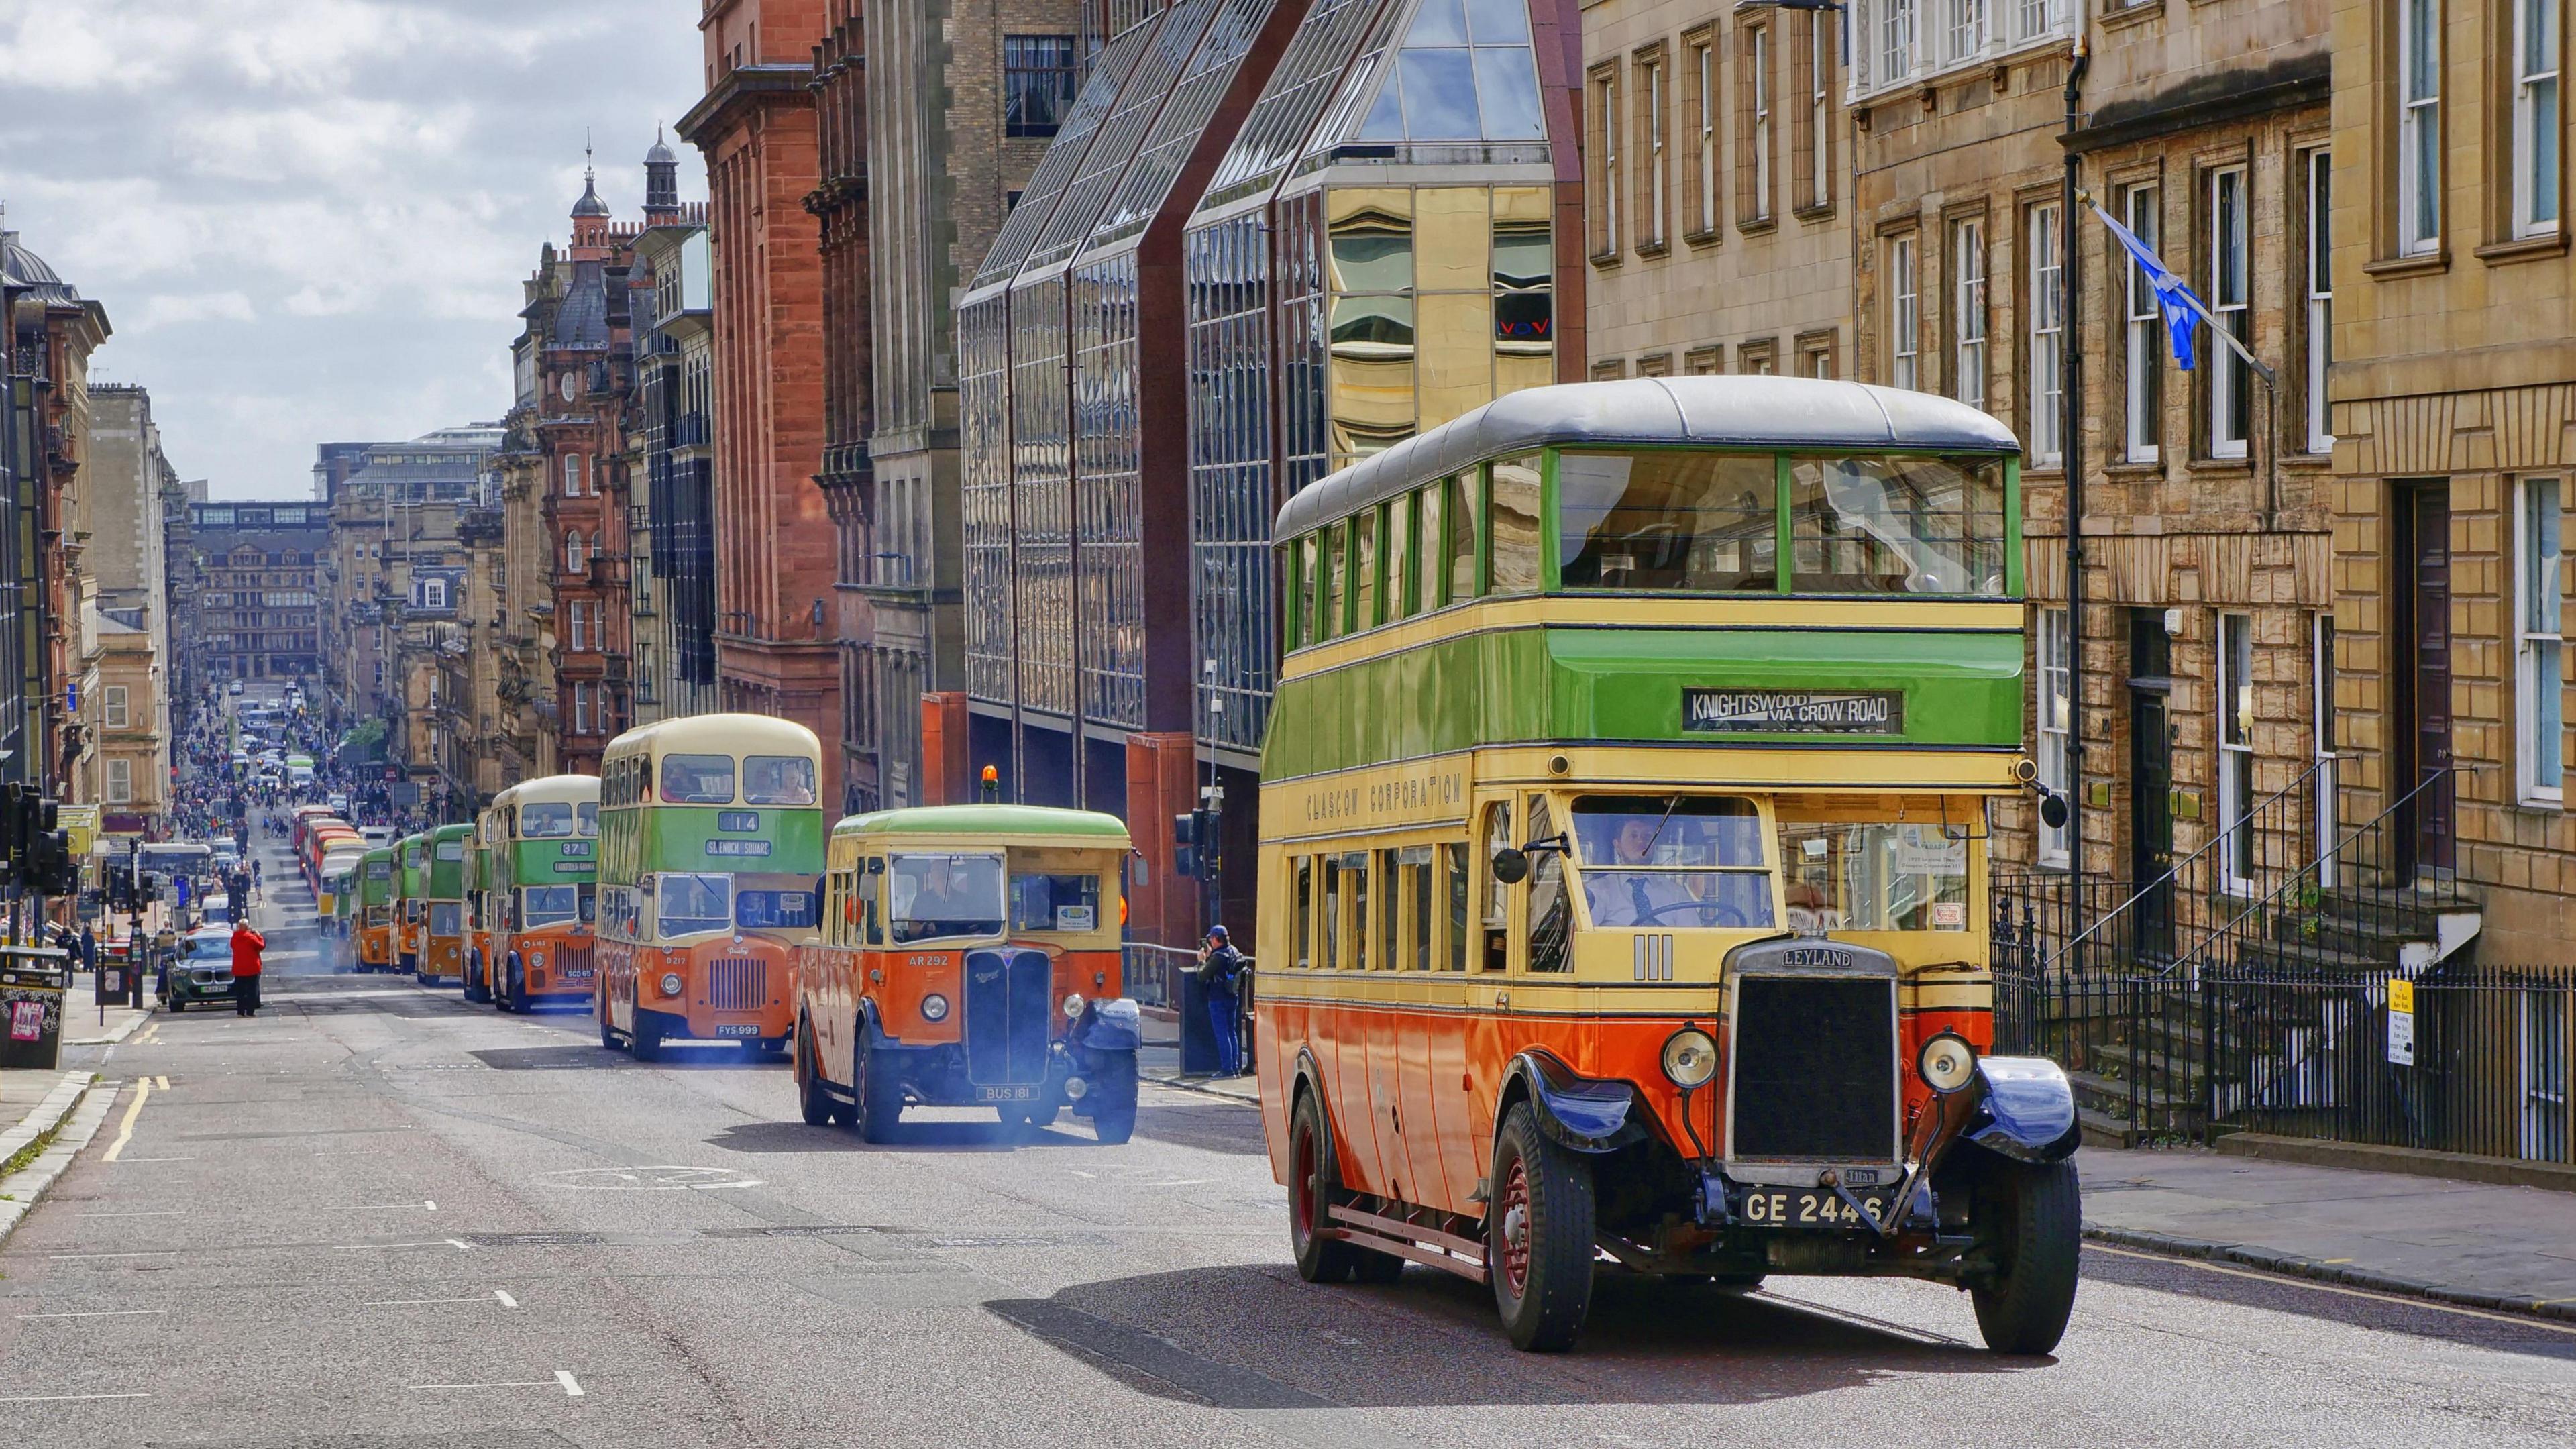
xmin=959 ymin=0 xmax=1581 ymax=906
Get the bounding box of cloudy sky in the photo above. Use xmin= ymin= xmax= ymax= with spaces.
xmin=0 ymin=0 xmax=708 ymax=498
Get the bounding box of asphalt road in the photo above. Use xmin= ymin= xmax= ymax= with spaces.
xmin=3 ymin=819 xmax=2573 ymax=1447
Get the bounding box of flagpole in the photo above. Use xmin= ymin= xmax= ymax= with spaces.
xmin=2062 ymin=31 xmax=2091 ymax=908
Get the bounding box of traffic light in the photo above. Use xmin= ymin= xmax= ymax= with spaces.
xmin=0 ymin=782 xmax=23 ymax=877
xmin=1173 ymin=810 xmax=1217 ymax=879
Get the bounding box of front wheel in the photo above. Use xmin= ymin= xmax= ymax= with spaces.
xmin=849 ymin=1039 xmax=898 ymax=1144
xmin=795 ymin=1022 xmax=839 ymax=1126
xmin=500 ymin=957 xmax=524 ymax=1014
xmin=1487 ymin=1103 xmax=1597 ymax=1352
xmin=1970 ymin=1157 xmax=2081 ymax=1356
xmin=631 ymin=1012 xmax=664 ymax=1063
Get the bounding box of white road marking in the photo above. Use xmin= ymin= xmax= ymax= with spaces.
xmin=0 ymin=1392 xmax=152 ymax=1404
xmin=15 ymin=1309 xmax=168 ymax=1320
xmin=408 ymin=1373 xmax=583 ymax=1397
xmin=444 ymin=1238 xmax=472 ymax=1250
xmin=101 ymin=1079 xmax=151 ymax=1162
xmin=47 ymin=1252 xmax=176 ymax=1261
xmin=555 ymin=1371 xmax=584 ymax=1397
xmin=338 ymin=1240 xmax=466 ymax=1252
xmin=361 ymin=1291 xmax=513 ymax=1307
xmin=323 ymin=1203 xmax=438 ymax=1212
xmin=494 ymin=1289 xmax=519 ymax=1308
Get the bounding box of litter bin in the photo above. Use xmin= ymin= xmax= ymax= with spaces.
xmin=0 ymin=946 xmax=71 ymax=1071
xmin=93 ymin=941 xmax=136 ymax=1008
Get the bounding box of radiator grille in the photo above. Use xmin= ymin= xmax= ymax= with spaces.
xmin=964 ymin=947 xmax=1052 ymax=1085
xmin=553 ymin=943 xmax=594 ymax=981
xmin=1731 ymin=975 xmax=1898 ymax=1160
xmin=708 ymin=957 xmax=767 ymax=1012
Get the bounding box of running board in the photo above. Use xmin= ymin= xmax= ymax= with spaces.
xmin=1326 ymin=1203 xmax=1488 ymax=1284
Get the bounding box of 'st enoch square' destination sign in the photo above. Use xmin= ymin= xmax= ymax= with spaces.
xmin=1683 ymin=688 xmax=1904 ymax=734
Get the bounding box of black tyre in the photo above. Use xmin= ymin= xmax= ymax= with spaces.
xmin=631 ymin=1012 xmax=664 ymax=1063
xmin=1089 ymin=1055 xmax=1138 ymax=1145
xmin=1487 ymin=1103 xmax=1597 ymax=1352
xmin=849 ymin=1039 xmax=898 ymax=1144
xmin=461 ymin=951 xmax=488 ymax=1005
xmin=598 ymin=991 xmax=621 ymax=1052
xmin=1286 ymin=1090 xmax=1366 ymax=1283
xmin=1970 ymin=1157 xmax=2080 ymax=1356
xmin=796 ymin=1022 xmax=836 ymax=1126
xmin=500 ymin=958 xmax=525 ymax=1014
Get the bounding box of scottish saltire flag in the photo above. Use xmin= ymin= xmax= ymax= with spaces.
xmin=2089 ymin=200 xmax=2209 ymax=371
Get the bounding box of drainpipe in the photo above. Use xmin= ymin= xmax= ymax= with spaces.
xmin=2061 ymin=13 xmax=2092 ymax=904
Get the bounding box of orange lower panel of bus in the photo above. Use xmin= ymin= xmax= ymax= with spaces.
xmin=356 ymin=926 xmax=391 ymax=969
xmin=510 ymin=927 xmax=596 ymax=1003
xmin=421 ymin=936 xmax=462 ymax=983
xmin=1254 ymin=996 xmax=1992 ymax=1222
xmin=597 ymin=937 xmax=795 ymax=1047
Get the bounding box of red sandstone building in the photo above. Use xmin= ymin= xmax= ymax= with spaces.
xmin=680 ymin=0 xmax=846 ymax=806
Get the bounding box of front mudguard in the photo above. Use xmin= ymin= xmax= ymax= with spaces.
xmin=1503 ymin=1050 xmax=1648 ymax=1155
xmin=1960 ymin=1056 xmax=2080 ymax=1163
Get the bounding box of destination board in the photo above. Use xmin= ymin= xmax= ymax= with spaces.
xmin=1682 ymin=688 xmax=1904 ymax=735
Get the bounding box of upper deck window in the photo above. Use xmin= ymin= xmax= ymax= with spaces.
xmin=520 ymin=802 xmax=573 ymax=837
xmin=661 ymin=754 xmax=737 ymax=804
xmin=1571 ymin=794 xmax=1774 ymax=929
xmin=744 ymin=755 xmax=817 ymax=805
xmin=1491 ymin=455 xmax=1542 ymax=594
xmin=1559 ymin=452 xmax=1778 ymax=592
xmin=1787 ymin=455 xmax=2006 ymax=595
xmin=578 ymin=802 xmax=599 ymax=836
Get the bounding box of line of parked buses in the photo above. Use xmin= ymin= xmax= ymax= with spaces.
xmin=315 ymin=379 xmax=2088 ymax=1358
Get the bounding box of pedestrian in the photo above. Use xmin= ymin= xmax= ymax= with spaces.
xmin=230 ymin=918 xmax=266 ymax=1016
xmin=1197 ymin=924 xmax=1246 ymax=1077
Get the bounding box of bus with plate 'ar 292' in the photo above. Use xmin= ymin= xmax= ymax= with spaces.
xmin=1254 ymin=376 xmax=2082 ymax=1354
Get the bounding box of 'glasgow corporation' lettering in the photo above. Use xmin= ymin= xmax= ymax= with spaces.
xmin=1682 ymin=688 xmax=1905 ymax=735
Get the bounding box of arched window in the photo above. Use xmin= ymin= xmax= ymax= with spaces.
xmin=565 ymin=530 xmax=586 ymax=572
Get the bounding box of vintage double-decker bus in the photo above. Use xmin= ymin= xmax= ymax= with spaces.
xmin=468 ymin=775 xmax=600 ymax=1012
xmin=597 ymin=715 xmax=824 ymax=1060
xmin=1255 ymin=377 xmax=2080 ymax=1355
xmin=413 ymin=823 xmax=472 ymax=986
xmin=792 ymin=806 xmax=1143 ymax=1143
xmin=354 ymin=847 xmax=396 ymax=972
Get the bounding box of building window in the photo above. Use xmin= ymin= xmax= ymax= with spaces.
xmin=2218 ymin=612 xmax=2256 ymax=892
xmin=1951 ymin=216 xmax=1987 ymax=408
xmin=565 ymin=530 xmax=586 ymax=574
xmin=1636 ymin=47 xmax=1668 ymax=250
xmin=1881 ymin=0 xmax=1917 ymax=82
xmin=570 ymin=600 xmax=591 ymax=653
xmin=1589 ymin=64 xmax=1622 ymax=258
xmin=103 ymin=685 xmax=128 ymax=729
xmin=2028 ymin=201 xmax=2063 ymax=465
xmin=1807 ymin=16 xmax=1833 ymax=211
xmin=1684 ymin=345 xmax=1723 ymax=375
xmin=2038 ymin=606 xmax=2071 ymax=864
xmin=1799 ymin=332 xmax=1835 ymax=378
xmin=2398 ymin=0 xmax=2442 ymax=255
xmin=1687 ymin=31 xmax=1719 ymax=238
xmin=1948 ymin=0 xmax=1986 ymax=60
xmin=415 ymin=576 xmax=448 ymax=610
xmin=1887 ymin=233 xmax=1919 ymax=390
xmin=1739 ymin=339 xmax=1776 ymax=374
xmin=573 ymin=682 xmax=594 ymax=735
xmin=2303 ymin=151 xmax=2334 ymax=453
xmin=2210 ymin=165 xmax=2251 ymax=459
xmin=1744 ymin=25 xmax=1773 ymax=224
xmin=2520 ymin=477 xmax=2565 ymax=802
xmin=2123 ymin=184 xmax=2163 ymax=464
xmin=2017 ymin=0 xmax=2059 ymax=38
xmin=562 ymin=455 xmax=582 ymax=496
xmin=107 ymin=758 xmax=132 ymax=804
xmin=2515 ymin=0 xmax=2562 ymax=237
xmin=1004 ymin=35 xmax=1080 ymax=138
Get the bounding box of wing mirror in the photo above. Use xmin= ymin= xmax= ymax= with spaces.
xmin=1489 ymin=847 xmax=1529 ymax=886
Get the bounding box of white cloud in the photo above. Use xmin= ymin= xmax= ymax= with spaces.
xmin=0 ymin=0 xmax=705 ymax=497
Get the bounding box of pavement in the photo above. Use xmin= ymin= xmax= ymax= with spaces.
xmin=0 ymin=804 xmax=2569 ymax=1444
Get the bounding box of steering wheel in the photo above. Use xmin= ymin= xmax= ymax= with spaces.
xmin=1635 ymin=896 xmax=1750 ymax=928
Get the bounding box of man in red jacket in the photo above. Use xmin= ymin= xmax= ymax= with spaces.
xmin=231 ymin=920 xmax=266 ymax=1017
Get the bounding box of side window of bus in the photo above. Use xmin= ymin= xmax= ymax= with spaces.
xmin=1353 ymin=513 xmax=1379 ymax=631
xmin=861 ymin=863 xmax=884 ymax=946
xmin=1386 ymin=496 xmax=1412 ymax=621
xmin=1324 ymin=525 xmax=1348 ymax=639
xmin=1417 ymin=482 xmax=1446 ymax=610
xmin=1346 ymin=851 xmax=1372 ymax=969
xmin=1526 ymin=795 xmax=1570 ymax=973
xmin=1320 ymin=854 xmax=1343 ymax=968
xmin=1442 ymin=841 xmax=1469 ymax=970
xmin=1397 ymin=845 xmax=1432 ymax=969
xmin=1375 ymin=848 xmax=1400 ymax=968
xmin=1295 ymin=535 xmax=1319 ymax=647
xmin=1293 ymin=858 xmax=1313 ymax=969
xmin=1447 ymin=471 xmax=1479 ymax=601
xmin=1490 ymin=455 xmax=1542 ymax=595
xmin=1479 ymin=801 xmax=1511 ymax=971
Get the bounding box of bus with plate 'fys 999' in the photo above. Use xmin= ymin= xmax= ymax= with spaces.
xmin=1253 ymin=377 xmax=2082 ymax=1355
xmin=596 ymin=714 xmax=826 ymax=1060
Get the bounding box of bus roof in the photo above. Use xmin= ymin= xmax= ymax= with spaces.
xmin=493 ymin=773 xmax=600 ymax=808
xmin=602 ymin=713 xmax=820 ymax=766
xmin=361 ymin=847 xmax=394 ymax=867
xmin=1274 ymin=376 xmax=2025 ymax=541
xmin=831 ymin=804 xmax=1132 ymax=849
xmin=294 ymin=804 xmax=336 ymax=818
xmin=428 ymin=822 xmax=472 ymax=843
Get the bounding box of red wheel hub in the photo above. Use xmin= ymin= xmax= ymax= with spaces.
xmin=1292 ymin=1126 xmax=1320 ymax=1245
xmin=1497 ymin=1159 xmax=1531 ymax=1296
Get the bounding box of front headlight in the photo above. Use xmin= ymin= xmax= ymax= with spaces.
xmin=1660 ymin=1028 xmax=1719 ymax=1089
xmin=920 ymin=992 xmax=949 ymax=1022
xmin=529 ymin=952 xmax=545 ymax=969
xmin=1917 ymin=1031 xmax=1978 ymax=1095
xmin=659 ymin=971 xmax=684 ymax=998
xmin=1061 ymin=991 xmax=1086 ymax=1020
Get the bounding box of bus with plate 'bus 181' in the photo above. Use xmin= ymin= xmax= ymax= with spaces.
xmin=596 ymin=714 xmax=825 ymax=1060
xmin=465 ymin=775 xmax=600 ymax=1012
xmin=1254 ymin=376 xmax=2080 ymax=1356
xmin=792 ymin=805 xmax=1143 ymax=1144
